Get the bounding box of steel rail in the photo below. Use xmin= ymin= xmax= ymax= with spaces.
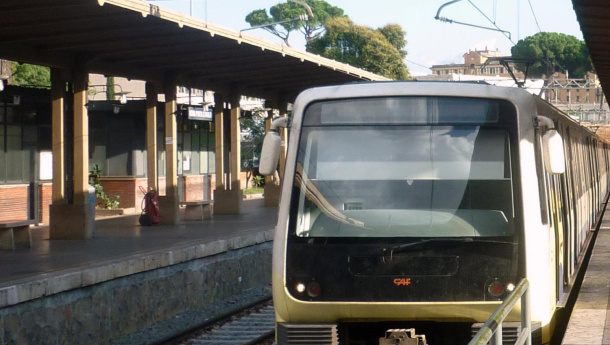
xmin=152 ymin=295 xmax=272 ymax=345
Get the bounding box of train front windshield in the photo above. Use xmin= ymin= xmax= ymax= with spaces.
xmin=292 ymin=97 xmax=517 ymax=239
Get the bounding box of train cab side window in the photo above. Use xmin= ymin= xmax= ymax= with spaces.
xmin=535 ymin=127 xmax=550 ymax=224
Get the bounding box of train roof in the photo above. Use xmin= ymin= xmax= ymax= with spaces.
xmin=293 ymin=80 xmax=608 ymax=143
xmin=295 ymin=80 xmax=535 ymax=105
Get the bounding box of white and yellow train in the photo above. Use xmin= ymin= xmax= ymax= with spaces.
xmin=260 ymin=82 xmax=609 ymax=345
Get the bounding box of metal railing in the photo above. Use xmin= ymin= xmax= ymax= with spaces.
xmin=469 ymin=279 xmax=532 ymax=345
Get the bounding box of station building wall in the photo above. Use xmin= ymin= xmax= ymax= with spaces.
xmin=0 ymin=87 xmax=221 ymax=224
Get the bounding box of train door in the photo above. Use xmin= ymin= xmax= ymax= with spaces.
xmin=603 ymin=143 xmax=608 ymax=193
xmin=575 ymin=137 xmax=586 ymax=249
xmin=549 ymin=171 xmax=566 ymax=304
xmin=590 ymin=138 xmax=599 ymax=218
xmin=547 ymin=140 xmax=566 ymax=304
xmin=538 ymin=123 xmax=567 ymax=304
xmin=604 ymin=143 xmax=610 ymax=189
xmin=583 ymin=137 xmax=595 ymax=228
xmin=560 ymin=126 xmax=576 ymax=293
xmin=600 ymin=142 xmax=608 ymax=197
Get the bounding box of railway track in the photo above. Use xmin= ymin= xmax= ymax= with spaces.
xmin=161 ymin=297 xmax=276 ymax=345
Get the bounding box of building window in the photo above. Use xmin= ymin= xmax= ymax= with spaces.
xmin=500 ymin=68 xmax=504 ymax=74
xmin=0 ymin=103 xmax=41 ymax=184
xmin=490 ymin=68 xmax=496 ymax=74
xmin=481 ymin=68 xmax=486 ymax=74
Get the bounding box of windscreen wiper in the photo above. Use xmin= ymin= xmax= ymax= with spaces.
xmin=386 ymin=237 xmax=513 ymax=255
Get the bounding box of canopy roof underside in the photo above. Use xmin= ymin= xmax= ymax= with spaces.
xmin=0 ymin=0 xmax=387 ymax=102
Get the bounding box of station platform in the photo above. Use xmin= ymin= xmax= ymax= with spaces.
xmin=0 ymin=197 xmax=276 ymax=287
xmin=0 ymin=197 xmax=277 ymax=345
xmin=562 ymin=209 xmax=610 ymax=345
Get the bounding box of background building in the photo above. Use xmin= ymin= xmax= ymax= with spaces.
xmin=429 ymin=47 xmax=609 ymax=125
xmin=542 ymin=71 xmax=608 ymax=123
xmin=431 ymin=48 xmax=525 ymax=79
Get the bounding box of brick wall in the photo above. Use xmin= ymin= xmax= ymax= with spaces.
xmin=0 ymin=173 xmax=242 ymax=222
xmin=210 ymin=172 xmax=248 ymax=193
xmin=210 ymin=174 xmax=216 ymax=196
xmin=184 ymin=175 xmax=206 ymax=201
xmin=0 ymin=185 xmax=28 ymax=222
xmin=39 ymin=183 xmax=52 ymax=225
xmin=98 ymin=178 xmax=138 ymax=210
xmin=158 ymin=177 xmax=166 ymax=196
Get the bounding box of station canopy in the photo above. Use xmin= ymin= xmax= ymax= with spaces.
xmin=573 ymin=0 xmax=610 ymax=103
xmin=0 ymin=0 xmax=388 ymax=102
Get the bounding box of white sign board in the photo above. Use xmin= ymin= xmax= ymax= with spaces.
xmin=188 ymin=106 xmax=213 ymax=121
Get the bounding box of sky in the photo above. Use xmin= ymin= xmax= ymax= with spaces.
xmin=149 ymin=0 xmax=584 ymax=76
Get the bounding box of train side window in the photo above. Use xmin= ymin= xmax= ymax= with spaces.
xmin=534 ymin=127 xmax=550 ymax=224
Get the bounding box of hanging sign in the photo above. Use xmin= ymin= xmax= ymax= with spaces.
xmin=188 ymin=106 xmax=213 ymax=121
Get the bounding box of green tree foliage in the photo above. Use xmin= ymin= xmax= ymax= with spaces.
xmin=10 ymin=62 xmax=51 ymax=87
xmin=378 ymin=24 xmax=407 ymax=58
xmin=245 ymin=0 xmax=344 ymax=47
xmin=106 ymin=76 xmax=115 ymax=101
xmin=511 ymin=32 xmax=592 ymax=78
xmin=307 ymin=17 xmax=410 ymax=80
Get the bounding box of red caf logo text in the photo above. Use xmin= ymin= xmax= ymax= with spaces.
xmin=393 ymin=278 xmax=412 ymax=286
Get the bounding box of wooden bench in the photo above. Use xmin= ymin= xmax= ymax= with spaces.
xmin=0 ymin=220 xmax=36 ymax=250
xmin=179 ymin=200 xmax=214 ymax=221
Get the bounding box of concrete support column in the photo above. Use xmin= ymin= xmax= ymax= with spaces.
xmin=146 ymin=82 xmax=158 ymax=191
xmin=50 ymin=69 xmax=65 ymax=204
xmin=73 ymin=69 xmax=89 ymax=205
xmin=214 ymin=93 xmax=225 ymax=190
xmin=50 ymin=68 xmax=94 ymax=240
xmin=159 ymin=83 xmax=179 ymax=224
xmin=213 ymin=93 xmax=242 ymax=214
xmin=229 ymin=99 xmax=241 ymax=191
xmin=263 ymin=112 xmax=281 ymax=207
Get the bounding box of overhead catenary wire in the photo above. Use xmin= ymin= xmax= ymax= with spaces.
xmin=467 ymin=0 xmax=516 ymax=45
xmin=527 ymin=0 xmax=542 ymax=33
xmin=432 ymin=0 xmax=588 ymax=112
xmin=434 ymin=0 xmax=515 ymax=46
xmin=405 ymin=58 xmax=431 ymax=70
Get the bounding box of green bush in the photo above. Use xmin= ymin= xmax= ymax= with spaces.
xmin=88 ymin=164 xmax=121 ymax=210
xmin=252 ymin=175 xmax=265 ymax=187
xmin=243 ymin=187 xmax=264 ymax=195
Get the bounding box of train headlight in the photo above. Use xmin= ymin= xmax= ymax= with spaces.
xmin=306 ymin=281 xmax=322 ymax=298
xmin=487 ymin=280 xmax=504 ymax=297
xmin=506 ymin=282 xmax=515 ymax=292
xmin=296 ymin=283 xmax=306 ymax=293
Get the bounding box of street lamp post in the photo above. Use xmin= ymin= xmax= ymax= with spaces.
xmin=288 ymin=0 xmax=313 ymax=18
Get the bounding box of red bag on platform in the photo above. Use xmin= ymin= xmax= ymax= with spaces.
xmin=139 ymin=187 xmax=160 ymax=226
